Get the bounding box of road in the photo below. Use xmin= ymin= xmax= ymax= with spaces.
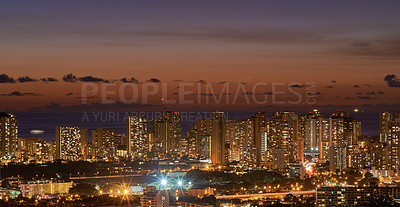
xmin=216 ymin=191 xmax=316 ymax=199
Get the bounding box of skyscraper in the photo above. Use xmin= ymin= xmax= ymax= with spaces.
xmin=92 ymin=128 xmax=116 ymax=159
xmin=0 ymin=112 xmax=18 ymax=158
xmin=127 ymin=114 xmax=148 ymax=159
xmin=56 ymin=126 xmax=87 ymax=161
xmin=380 ymin=112 xmax=393 ymax=143
xmin=150 ymin=112 xmax=182 ymax=155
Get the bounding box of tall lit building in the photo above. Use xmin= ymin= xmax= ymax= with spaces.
xmin=387 ymin=119 xmax=400 ymax=171
xmin=18 ymin=138 xmax=55 ymax=162
xmin=56 ymin=126 xmax=87 ymax=161
xmin=127 ymin=114 xmax=148 ymax=159
xmin=268 ymin=112 xmax=299 ymax=168
xmin=92 ymin=128 xmax=116 ymax=159
xmin=0 ymin=112 xmax=18 ymax=157
xmin=380 ymin=112 xmax=393 ymax=143
xmin=150 ymin=112 xmax=182 ymax=155
xmin=211 ymin=112 xmax=226 ymax=165
xmin=251 ymin=112 xmax=268 ymax=168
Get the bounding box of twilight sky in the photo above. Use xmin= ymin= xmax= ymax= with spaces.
xmin=1 ymin=1 xmax=400 ymax=111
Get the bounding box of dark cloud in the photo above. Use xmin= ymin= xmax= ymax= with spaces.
xmin=327 ymin=85 xmax=334 ymax=88
xmin=79 ymin=75 xmax=106 ymax=82
xmin=384 ymin=74 xmax=400 ymax=87
xmin=0 ymin=74 xmax=15 ymax=83
xmin=63 ymin=73 xmax=78 ymax=82
xmin=289 ymin=84 xmax=307 ymax=88
xmin=121 ymin=77 xmax=139 ymax=83
xmin=353 ymin=84 xmax=360 ymax=88
xmin=1 ymin=91 xmax=42 ymax=96
xmin=18 ymin=76 xmax=38 ymax=83
xmin=40 ymin=77 xmax=58 ymax=82
xmin=306 ymin=92 xmax=321 ymax=96
xmin=62 ymin=73 xmax=108 ymax=83
xmin=147 ymin=78 xmax=161 ymax=83
xmin=357 ymin=96 xmax=373 ymax=100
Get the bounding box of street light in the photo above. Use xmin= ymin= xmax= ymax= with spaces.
xmin=161 ymin=179 xmax=167 ymax=186
xmin=178 ymin=180 xmax=183 ymax=187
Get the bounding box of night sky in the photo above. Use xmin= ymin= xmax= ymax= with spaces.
xmin=1 ymin=1 xmax=400 ymax=111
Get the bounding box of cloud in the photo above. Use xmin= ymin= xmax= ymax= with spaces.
xmin=327 ymin=85 xmax=334 ymax=88
xmin=147 ymin=78 xmax=161 ymax=83
xmin=306 ymin=92 xmax=321 ymax=96
xmin=384 ymin=74 xmax=400 ymax=87
xmin=289 ymin=84 xmax=307 ymax=88
xmin=18 ymin=76 xmax=38 ymax=83
xmin=353 ymin=84 xmax=360 ymax=88
xmin=0 ymin=74 xmax=16 ymax=83
xmin=63 ymin=73 xmax=78 ymax=82
xmin=40 ymin=77 xmax=58 ymax=82
xmin=357 ymin=96 xmax=373 ymax=100
xmin=62 ymin=73 xmax=108 ymax=83
xmin=79 ymin=75 xmax=107 ymax=82
xmin=121 ymin=77 xmax=139 ymax=83
xmin=1 ymin=91 xmax=42 ymax=96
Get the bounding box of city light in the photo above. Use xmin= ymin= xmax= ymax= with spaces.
xmin=161 ymin=179 xmax=167 ymax=186
xmin=177 ymin=180 xmax=183 ymax=186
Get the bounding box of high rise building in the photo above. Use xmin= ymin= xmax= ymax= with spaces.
xmin=18 ymin=138 xmax=55 ymax=162
xmin=387 ymin=119 xmax=400 ymax=171
xmin=92 ymin=128 xmax=116 ymax=159
xmin=268 ymin=112 xmax=299 ymax=168
xmin=251 ymin=112 xmax=268 ymax=168
xmin=56 ymin=126 xmax=87 ymax=161
xmin=150 ymin=112 xmax=182 ymax=155
xmin=211 ymin=112 xmax=226 ymax=165
xmin=0 ymin=112 xmax=18 ymax=157
xmin=380 ymin=112 xmax=393 ymax=143
xmin=127 ymin=114 xmax=148 ymax=159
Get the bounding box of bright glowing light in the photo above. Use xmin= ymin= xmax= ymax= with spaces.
xmin=124 ymin=189 xmax=128 ymax=194
xmin=189 ymin=182 xmax=192 ymax=185
xmin=178 ymin=181 xmax=183 ymax=186
xmin=161 ymin=179 xmax=167 ymax=186
xmin=354 ymin=108 xmax=359 ymax=112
